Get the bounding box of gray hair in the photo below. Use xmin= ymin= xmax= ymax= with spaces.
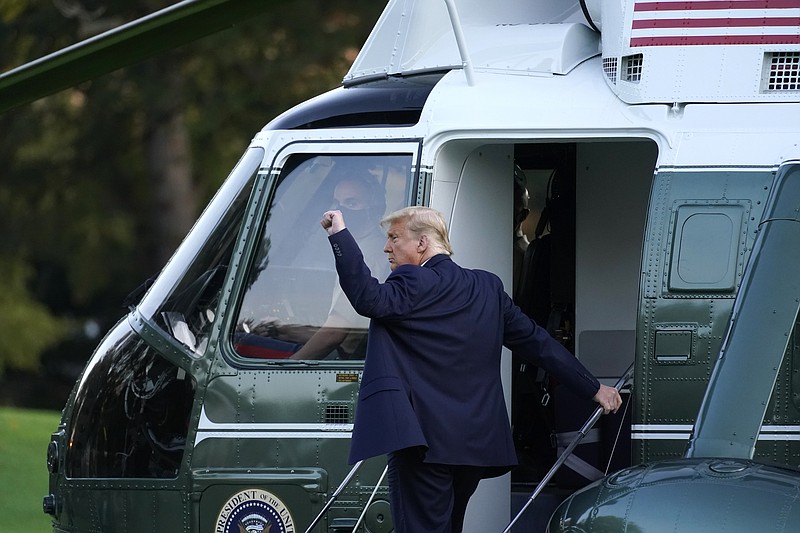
xmin=381 ymin=206 xmax=453 ymax=256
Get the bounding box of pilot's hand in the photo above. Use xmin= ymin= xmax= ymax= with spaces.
xmin=321 ymin=210 xmax=346 ymax=235
xmin=593 ymin=384 xmax=623 ymax=415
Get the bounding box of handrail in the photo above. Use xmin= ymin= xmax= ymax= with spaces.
xmin=502 ymin=362 xmax=635 ymax=533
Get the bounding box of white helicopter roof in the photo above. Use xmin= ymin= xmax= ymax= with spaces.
xmin=347 ymin=0 xmax=800 ymax=104
xmin=344 ymin=0 xmax=599 ymax=82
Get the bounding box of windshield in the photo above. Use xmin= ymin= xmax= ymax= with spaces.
xmin=232 ymin=152 xmax=415 ymax=361
xmin=138 ymin=147 xmax=264 ymax=356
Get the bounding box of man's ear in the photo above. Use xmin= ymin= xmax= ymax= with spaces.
xmin=417 ymin=234 xmax=429 ymax=252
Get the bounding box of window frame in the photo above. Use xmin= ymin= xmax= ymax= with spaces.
xmin=221 ymin=140 xmax=424 ymax=369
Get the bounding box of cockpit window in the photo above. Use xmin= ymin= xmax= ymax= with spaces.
xmin=66 ymin=320 xmax=195 ymax=479
xmin=232 ymin=153 xmax=414 ymax=361
xmin=138 ymin=148 xmax=264 ymax=356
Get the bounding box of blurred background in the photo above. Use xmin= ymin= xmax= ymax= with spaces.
xmin=0 ymin=1 xmax=384 ymax=529
xmin=0 ymin=0 xmax=384 ymax=410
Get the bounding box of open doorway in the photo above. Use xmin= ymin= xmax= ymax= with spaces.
xmin=510 ymin=140 xmax=657 ymax=487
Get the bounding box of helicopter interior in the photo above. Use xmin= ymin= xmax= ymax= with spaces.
xmin=505 ymin=140 xmax=657 ymax=485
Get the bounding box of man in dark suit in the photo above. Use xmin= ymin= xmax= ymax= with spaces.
xmin=320 ymin=206 xmax=622 ymax=533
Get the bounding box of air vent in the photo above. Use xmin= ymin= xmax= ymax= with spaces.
xmin=324 ymin=403 xmax=351 ymax=425
xmin=622 ymin=54 xmax=644 ymax=83
xmin=603 ymin=56 xmax=618 ymax=84
xmin=762 ymin=51 xmax=800 ymax=92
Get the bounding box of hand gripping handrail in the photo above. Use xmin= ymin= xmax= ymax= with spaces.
xmin=501 ymin=362 xmax=635 ymax=533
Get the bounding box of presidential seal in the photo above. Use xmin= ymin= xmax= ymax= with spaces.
xmin=215 ymin=489 xmax=295 ymax=533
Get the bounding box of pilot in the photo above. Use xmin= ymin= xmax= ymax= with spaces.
xmin=290 ymin=173 xmax=388 ymax=359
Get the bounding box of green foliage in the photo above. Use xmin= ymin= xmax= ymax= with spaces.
xmin=0 ymin=0 xmax=28 ymax=24
xmin=176 ymin=0 xmax=386 ymax=197
xmin=0 ymin=0 xmax=385 ymax=387
xmin=0 ymin=259 xmax=66 ymax=375
xmin=0 ymin=406 xmax=59 ymax=532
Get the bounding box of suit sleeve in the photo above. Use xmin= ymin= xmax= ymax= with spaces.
xmin=328 ymin=229 xmax=423 ymax=319
xmin=502 ymin=291 xmax=600 ymax=400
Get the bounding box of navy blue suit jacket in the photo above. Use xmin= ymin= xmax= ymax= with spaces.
xmin=329 ymin=229 xmax=600 ymax=470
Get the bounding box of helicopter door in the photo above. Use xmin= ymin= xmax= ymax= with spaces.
xmin=634 ymin=166 xmax=777 ymax=463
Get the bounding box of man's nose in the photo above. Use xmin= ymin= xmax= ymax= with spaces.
xmin=383 ymin=240 xmax=391 ymax=253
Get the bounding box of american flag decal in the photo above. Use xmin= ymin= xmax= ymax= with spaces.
xmin=631 ymin=0 xmax=800 ymax=46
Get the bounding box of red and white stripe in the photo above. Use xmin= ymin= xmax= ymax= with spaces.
xmin=630 ymin=0 xmax=800 ymax=46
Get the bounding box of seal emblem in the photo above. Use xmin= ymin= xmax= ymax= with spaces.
xmin=215 ymin=489 xmax=295 ymax=533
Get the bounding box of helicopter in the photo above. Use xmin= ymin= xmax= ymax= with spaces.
xmin=7 ymin=0 xmax=800 ymax=531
